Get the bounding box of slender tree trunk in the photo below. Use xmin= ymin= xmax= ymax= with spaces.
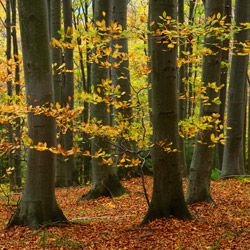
xmin=62 ymin=0 xmax=77 ymax=186
xmin=5 ymin=0 xmax=15 ymax=191
xmin=221 ymin=0 xmax=249 ymax=177
xmin=7 ymin=0 xmax=66 ymax=230
xmin=248 ymin=75 xmax=250 ymax=174
xmin=217 ymin=0 xmax=232 ymax=170
xmin=11 ymin=0 xmax=22 ymax=188
xmin=111 ymin=0 xmax=135 ymax=179
xmin=79 ymin=0 xmax=127 ymax=200
xmin=49 ymin=0 xmax=67 ymax=187
xmin=178 ymin=0 xmax=187 ymax=177
xmin=186 ymin=0 xmax=225 ymax=204
xmin=83 ymin=1 xmax=92 ymax=184
xmin=141 ymin=0 xmax=192 ymax=225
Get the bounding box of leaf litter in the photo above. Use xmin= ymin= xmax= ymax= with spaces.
xmin=0 ymin=177 xmax=250 ymax=249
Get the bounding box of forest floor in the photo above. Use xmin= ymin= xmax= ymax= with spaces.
xmin=0 ymin=177 xmax=250 ymax=249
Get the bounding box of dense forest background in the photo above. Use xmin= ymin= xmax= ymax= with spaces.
xmin=0 ymin=0 xmax=250 ymax=248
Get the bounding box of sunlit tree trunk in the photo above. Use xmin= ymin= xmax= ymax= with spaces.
xmin=217 ymin=0 xmax=232 ymax=170
xmin=221 ymin=0 xmax=249 ymax=177
xmin=7 ymin=0 xmax=66 ymax=230
xmin=79 ymin=0 xmax=127 ymax=200
xmin=141 ymin=0 xmax=192 ymax=225
xmin=62 ymin=0 xmax=78 ymax=185
xmin=186 ymin=0 xmax=225 ymax=204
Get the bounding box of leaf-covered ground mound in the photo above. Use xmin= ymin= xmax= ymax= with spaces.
xmin=0 ymin=177 xmax=250 ymax=249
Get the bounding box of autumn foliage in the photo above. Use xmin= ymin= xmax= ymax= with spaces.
xmin=0 ymin=177 xmax=250 ymax=249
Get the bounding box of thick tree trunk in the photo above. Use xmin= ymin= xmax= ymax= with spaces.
xmin=7 ymin=0 xmax=66 ymax=230
xmin=186 ymin=0 xmax=225 ymax=204
xmin=62 ymin=0 xmax=78 ymax=186
xmin=141 ymin=0 xmax=192 ymax=225
xmin=217 ymin=0 xmax=232 ymax=170
xmin=80 ymin=0 xmax=127 ymax=200
xmin=221 ymin=0 xmax=249 ymax=177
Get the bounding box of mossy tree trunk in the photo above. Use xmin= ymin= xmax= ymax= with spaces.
xmin=7 ymin=0 xmax=66 ymax=230
xmin=80 ymin=0 xmax=127 ymax=200
xmin=141 ymin=0 xmax=192 ymax=225
xmin=221 ymin=0 xmax=249 ymax=177
xmin=186 ymin=0 xmax=225 ymax=204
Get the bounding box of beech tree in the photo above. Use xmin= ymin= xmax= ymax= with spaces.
xmin=217 ymin=0 xmax=232 ymax=170
xmin=48 ymin=0 xmax=67 ymax=187
xmin=221 ymin=0 xmax=250 ymax=177
xmin=62 ymin=0 xmax=77 ymax=186
xmin=7 ymin=0 xmax=66 ymax=230
xmin=141 ymin=0 xmax=192 ymax=224
xmin=186 ymin=0 xmax=225 ymax=204
xmin=111 ymin=0 xmax=135 ymax=179
xmin=79 ymin=0 xmax=127 ymax=200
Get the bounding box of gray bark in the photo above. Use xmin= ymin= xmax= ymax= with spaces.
xmin=111 ymin=0 xmax=135 ymax=179
xmin=221 ymin=0 xmax=249 ymax=177
xmin=62 ymin=0 xmax=77 ymax=186
xmin=217 ymin=0 xmax=232 ymax=170
xmin=186 ymin=0 xmax=225 ymax=204
xmin=141 ymin=0 xmax=192 ymax=225
xmin=178 ymin=0 xmax=187 ymax=177
xmin=7 ymin=0 xmax=66 ymax=230
xmin=80 ymin=0 xmax=127 ymax=200
xmin=49 ymin=0 xmax=67 ymax=187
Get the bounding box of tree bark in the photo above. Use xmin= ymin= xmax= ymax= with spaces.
xmin=80 ymin=0 xmax=127 ymax=200
xmin=5 ymin=0 xmax=15 ymax=191
xmin=62 ymin=0 xmax=77 ymax=186
xmin=11 ymin=0 xmax=22 ymax=188
xmin=186 ymin=0 xmax=225 ymax=204
xmin=111 ymin=0 xmax=135 ymax=179
xmin=221 ymin=0 xmax=249 ymax=177
xmin=217 ymin=0 xmax=232 ymax=170
xmin=49 ymin=0 xmax=67 ymax=187
xmin=141 ymin=0 xmax=192 ymax=225
xmin=178 ymin=0 xmax=187 ymax=177
xmin=7 ymin=0 xmax=66 ymax=230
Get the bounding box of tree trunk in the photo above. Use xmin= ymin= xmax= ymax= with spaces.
xmin=111 ymin=0 xmax=135 ymax=179
xmin=62 ymin=0 xmax=77 ymax=186
xmin=221 ymin=0 xmax=249 ymax=177
xmin=217 ymin=0 xmax=232 ymax=170
xmin=49 ymin=0 xmax=67 ymax=187
xmin=178 ymin=0 xmax=187 ymax=177
xmin=186 ymin=0 xmax=225 ymax=204
xmin=141 ymin=0 xmax=192 ymax=225
xmin=5 ymin=0 xmax=15 ymax=191
xmin=80 ymin=0 xmax=127 ymax=200
xmin=11 ymin=0 xmax=22 ymax=188
xmin=7 ymin=0 xmax=66 ymax=230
